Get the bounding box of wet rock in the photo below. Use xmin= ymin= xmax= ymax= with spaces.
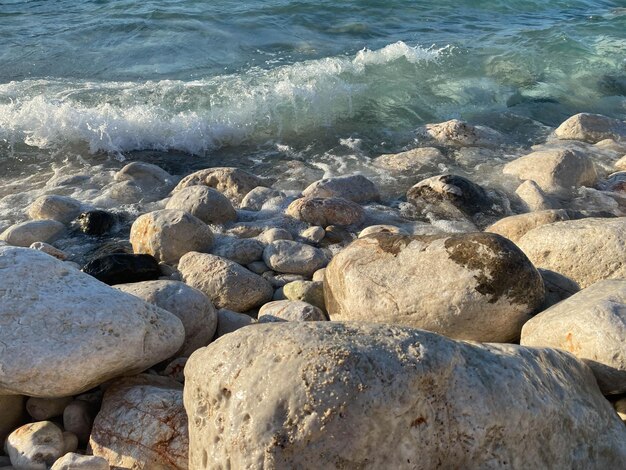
xmin=184 ymin=322 xmax=626 ymax=469
xmin=521 ymin=280 xmax=626 ymax=395
xmin=63 ymin=400 xmax=93 ymax=445
xmin=130 ymin=209 xmax=213 ymax=264
xmin=76 ymin=210 xmax=117 ymax=236
xmin=115 ymin=161 xmax=174 ymax=189
xmin=263 ymin=240 xmax=328 ymax=276
xmin=90 ymin=375 xmax=187 ymax=470
xmin=283 ymin=280 xmax=325 ymax=311
xmin=407 ymin=174 xmax=507 ymax=227
xmin=517 ymin=217 xmax=626 ymax=288
xmin=598 ymin=171 xmax=626 ymax=193
xmin=503 ymin=148 xmax=598 ymax=195
xmin=324 ymin=232 xmax=544 ymax=342
xmin=82 ymin=253 xmax=161 ymax=285
xmin=173 ymin=167 xmax=269 ymax=206
xmin=256 ymin=227 xmax=293 ymax=244
xmin=216 ymin=309 xmax=256 ymax=337
xmin=299 ymin=226 xmax=325 ymax=244
xmin=286 ymin=197 xmax=365 ymax=227
xmin=51 ymin=453 xmax=109 ymax=470
xmin=165 ymin=185 xmax=236 ymax=224
xmin=241 ymin=187 xmax=284 ymax=211
xmin=302 ymin=175 xmax=380 ymax=203
xmin=373 ymin=147 xmax=446 ymax=172
xmin=115 ymin=280 xmax=217 ymax=357
xmin=539 ymin=268 xmax=580 ymax=309
xmin=417 ymin=119 xmax=505 ymax=147
xmin=358 ymin=224 xmax=409 ymax=238
xmin=0 ymin=220 xmax=66 ymax=247
xmin=210 ymin=236 xmax=264 ymax=265
xmin=26 ymin=397 xmax=73 ymax=421
xmin=29 ymin=242 xmax=68 ymax=260
xmin=178 ymin=252 xmax=273 ymax=312
xmin=7 ymin=421 xmax=65 ymax=470
xmin=515 ymin=180 xmax=561 ymax=211
xmin=258 ymin=300 xmax=326 ymax=322
xmin=554 ymin=113 xmax=626 ymax=143
xmin=28 ymin=195 xmax=82 ymax=224
xmin=485 ymin=209 xmax=571 ymax=243
xmin=0 ymin=395 xmax=25 ymax=445
xmin=0 ymin=246 xmax=184 ymax=397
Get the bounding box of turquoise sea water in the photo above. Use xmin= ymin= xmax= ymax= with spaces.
xmin=0 ymin=0 xmax=625 ymax=181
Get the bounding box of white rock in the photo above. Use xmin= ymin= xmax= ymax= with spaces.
xmin=210 ymin=236 xmax=264 ymax=265
xmin=51 ymin=453 xmax=109 ymax=470
xmin=115 ymin=280 xmax=217 ymax=357
xmin=0 ymin=220 xmax=66 ymax=247
xmin=27 ymin=195 xmax=82 ymax=225
xmin=216 ymin=309 xmax=256 ymax=337
xmin=286 ymin=197 xmax=365 ymax=227
xmin=26 ymin=397 xmax=72 ymax=421
xmin=258 ymin=300 xmax=326 ymax=322
xmin=263 ymin=240 xmax=328 ymax=276
xmin=358 ymin=224 xmax=409 ymax=238
xmin=485 ymin=209 xmax=571 ymax=243
xmin=521 ymin=280 xmax=626 ymax=395
xmin=173 ymin=167 xmax=268 ymax=205
xmin=165 ymin=185 xmax=236 ymax=224
xmin=184 ymin=322 xmax=626 ymax=469
xmin=130 ymin=209 xmax=213 ymax=264
xmin=417 ymin=119 xmax=505 ymax=147
xmin=324 ymin=232 xmax=544 ymax=342
xmin=517 ymin=217 xmax=626 ymax=288
xmin=0 ymin=246 xmax=184 ymax=397
xmin=515 ymin=180 xmax=561 ymax=211
xmin=554 ymin=113 xmax=626 ymax=143
xmin=241 ymin=187 xmax=284 ymax=211
xmin=503 ymin=148 xmax=598 ymax=195
xmin=302 ymin=175 xmax=379 ymax=203
xmin=178 ymin=252 xmax=273 ymax=312
xmin=90 ymin=376 xmax=187 ymax=470
xmin=7 ymin=421 xmax=65 ymax=470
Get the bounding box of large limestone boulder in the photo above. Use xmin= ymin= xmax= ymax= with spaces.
xmin=0 ymin=220 xmax=65 ymax=247
xmin=0 ymin=246 xmax=184 ymax=397
xmin=178 ymin=252 xmax=273 ymax=312
xmin=130 ymin=209 xmax=213 ymax=264
xmin=517 ymin=217 xmax=626 ymax=288
xmin=165 ymin=185 xmax=236 ymax=225
xmin=485 ymin=209 xmax=570 ymax=243
xmin=302 ymin=175 xmax=379 ymax=203
xmin=554 ymin=113 xmax=626 ymax=143
xmin=521 ymin=280 xmax=626 ymax=395
xmin=417 ymin=119 xmax=505 ymax=147
xmin=324 ymin=232 xmax=544 ymax=342
xmin=263 ymin=240 xmax=328 ymax=276
xmin=503 ymin=148 xmax=598 ymax=194
xmin=286 ymin=197 xmax=364 ymax=227
xmin=90 ymin=375 xmax=187 ymax=470
xmin=173 ymin=167 xmax=268 ymax=205
xmin=28 ymin=195 xmax=82 ymax=224
xmin=115 ymin=280 xmax=217 ymax=358
xmin=184 ymin=322 xmax=626 ymax=469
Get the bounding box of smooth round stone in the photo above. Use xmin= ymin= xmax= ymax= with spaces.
xmin=241 ymin=187 xmax=284 ymax=211
xmin=211 ymin=237 xmax=264 ymax=265
xmin=286 ymin=197 xmax=365 ymax=227
xmin=258 ymin=300 xmax=326 ymax=322
xmin=359 ymin=225 xmax=409 ymax=238
xmin=51 ymin=453 xmax=109 ymax=470
xmin=257 ymin=228 xmax=293 ymax=243
xmin=263 ymin=240 xmax=328 ymax=276
xmin=299 ymin=226 xmax=325 ymax=244
xmin=485 ymin=210 xmax=571 ymax=243
xmin=216 ymin=309 xmax=256 ymax=337
xmin=28 ymin=195 xmax=82 ymax=224
xmin=76 ymin=210 xmax=117 ymax=236
xmin=26 ymin=397 xmax=73 ymax=421
xmin=246 ymin=260 xmax=270 ymax=275
xmin=312 ymin=268 xmax=326 ymax=282
xmin=114 ymin=161 xmax=174 ymax=188
xmin=82 ymin=253 xmax=161 ymax=285
xmin=554 ymin=113 xmax=626 ymax=143
xmin=61 ymin=432 xmax=78 ymax=455
xmin=0 ymin=220 xmax=66 ymax=247
xmin=63 ymin=400 xmax=93 ymax=445
xmin=417 ymin=119 xmax=505 ymax=147
xmin=283 ymin=280 xmax=325 ymax=311
xmin=166 ymin=185 xmax=236 ymax=224
xmin=7 ymin=421 xmax=65 ymax=470
xmin=302 ymin=175 xmax=380 ymax=203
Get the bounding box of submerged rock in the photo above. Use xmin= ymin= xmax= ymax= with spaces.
xmin=554 ymin=113 xmax=626 ymax=143
xmin=184 ymin=322 xmax=626 ymax=469
xmin=82 ymin=253 xmax=161 ymax=285
xmin=286 ymin=197 xmax=364 ymax=227
xmin=324 ymin=232 xmax=544 ymax=342
xmin=521 ymin=280 xmax=626 ymax=395
xmin=76 ymin=210 xmax=117 ymax=236
xmin=0 ymin=246 xmax=184 ymax=397
xmin=115 ymin=161 xmax=174 ymax=190
xmin=302 ymin=175 xmax=380 ymax=203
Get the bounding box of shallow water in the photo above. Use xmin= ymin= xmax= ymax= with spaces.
xmin=0 ymin=0 xmax=625 ymax=230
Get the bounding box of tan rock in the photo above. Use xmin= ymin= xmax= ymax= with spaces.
xmin=485 ymin=209 xmax=570 ymax=243
xmin=27 ymin=195 xmax=82 ymax=224
xmin=324 ymin=232 xmax=544 ymax=342
xmin=358 ymin=224 xmax=408 ymax=238
xmin=515 ymin=180 xmax=561 ymax=211
xmin=302 ymin=175 xmax=379 ymax=203
xmin=517 ymin=217 xmax=626 ymax=288
xmin=184 ymin=322 xmax=626 ymax=469
xmin=51 ymin=453 xmax=109 ymax=470
xmin=521 ymin=280 xmax=626 ymax=395
xmin=286 ymin=197 xmax=364 ymax=227
xmin=165 ymin=185 xmax=236 ymax=224
xmin=216 ymin=309 xmax=256 ymax=337
xmin=90 ymin=376 xmax=187 ymax=470
xmin=263 ymin=240 xmax=328 ymax=276
xmin=417 ymin=119 xmax=505 ymax=147
xmin=7 ymin=421 xmax=65 ymax=470
xmin=258 ymin=300 xmax=326 ymax=322
xmin=554 ymin=113 xmax=626 ymax=143
xmin=283 ymin=280 xmax=325 ymax=311
xmin=373 ymin=147 xmax=446 ymax=172
xmin=130 ymin=209 xmax=213 ymax=264
xmin=0 ymin=220 xmax=66 ymax=247
xmin=26 ymin=397 xmax=72 ymax=421
xmin=615 ymin=155 xmax=626 ymax=171
xmin=173 ymin=167 xmax=268 ymax=205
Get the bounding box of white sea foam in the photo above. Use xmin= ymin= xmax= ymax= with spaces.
xmin=0 ymin=42 xmax=441 ymax=156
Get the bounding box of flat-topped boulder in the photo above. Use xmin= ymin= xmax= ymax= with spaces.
xmin=302 ymin=175 xmax=379 ymax=203
xmin=555 ymin=113 xmax=626 ymax=143
xmin=521 ymin=279 xmax=626 ymax=395
xmin=517 ymin=217 xmax=626 ymax=288
xmin=0 ymin=246 xmax=184 ymax=397
xmin=324 ymin=232 xmax=544 ymax=342
xmin=184 ymin=322 xmax=626 ymax=469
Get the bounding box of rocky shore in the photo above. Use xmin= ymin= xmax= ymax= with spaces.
xmin=0 ymin=112 xmax=625 ymax=469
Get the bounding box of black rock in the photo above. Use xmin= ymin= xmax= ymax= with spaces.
xmin=82 ymin=253 xmax=161 ymax=285
xmin=76 ymin=210 xmax=117 ymax=236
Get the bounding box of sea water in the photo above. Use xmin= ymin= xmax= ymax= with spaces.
xmin=0 ymin=0 xmax=625 ymax=231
